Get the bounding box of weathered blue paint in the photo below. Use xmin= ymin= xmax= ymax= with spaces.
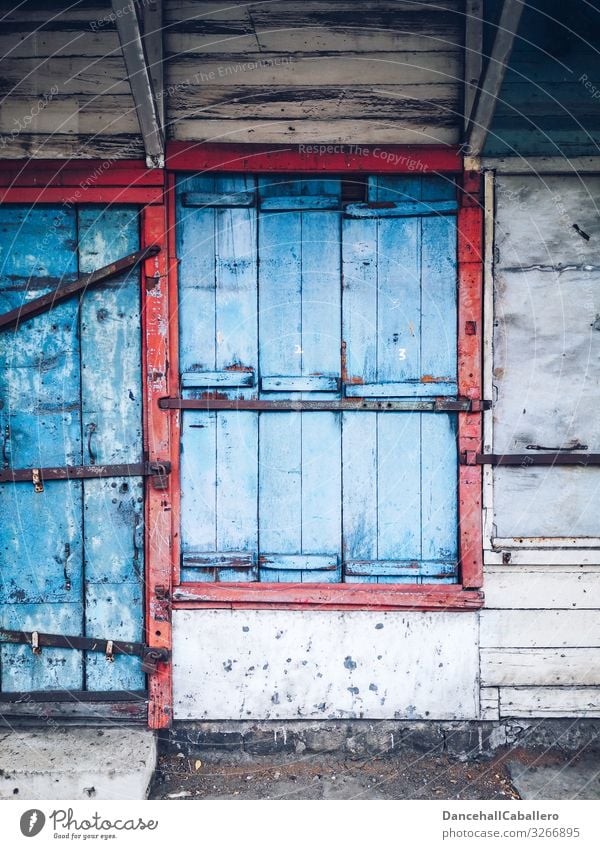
xmin=177 ymin=174 xmax=458 ymax=584
xmin=0 ymin=204 xmax=144 ymax=692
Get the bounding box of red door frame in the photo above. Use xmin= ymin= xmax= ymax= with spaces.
xmin=0 ymin=146 xmax=484 ymax=728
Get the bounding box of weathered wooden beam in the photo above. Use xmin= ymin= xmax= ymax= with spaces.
xmin=142 ymin=0 xmax=164 ymax=134
xmin=466 ymin=0 xmax=525 ymax=157
xmin=111 ymin=0 xmax=164 ymax=168
xmin=464 ymin=0 xmax=483 ymax=131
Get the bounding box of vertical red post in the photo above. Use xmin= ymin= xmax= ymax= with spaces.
xmin=457 ymin=169 xmax=484 ymax=588
xmin=167 ymin=174 xmax=182 ymax=587
xmin=142 ymin=200 xmax=173 ymax=728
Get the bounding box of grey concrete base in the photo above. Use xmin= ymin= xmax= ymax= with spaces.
xmin=0 ymin=728 xmax=157 ymax=800
xmin=508 ymin=756 xmax=600 ymax=800
xmin=162 ymin=719 xmax=600 ymax=760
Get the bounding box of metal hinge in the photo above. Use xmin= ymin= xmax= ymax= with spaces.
xmin=0 ymin=629 xmax=170 ymax=674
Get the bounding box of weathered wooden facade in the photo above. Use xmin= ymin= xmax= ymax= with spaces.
xmin=0 ymin=0 xmax=599 ymax=729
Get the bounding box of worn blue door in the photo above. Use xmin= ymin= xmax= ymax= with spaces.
xmin=0 ymin=205 xmax=145 ymax=692
xmin=177 ymin=174 xmax=458 ymax=584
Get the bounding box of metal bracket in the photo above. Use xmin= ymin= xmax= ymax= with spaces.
xmin=159 ymin=397 xmax=491 ymax=413
xmin=0 ymin=460 xmax=171 ymax=486
xmin=31 ymin=468 xmax=43 ymax=493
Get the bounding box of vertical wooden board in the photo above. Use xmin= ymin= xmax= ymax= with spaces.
xmin=301 ymin=412 xmax=341 ymax=582
xmin=421 ymin=176 xmax=457 ymax=201
xmin=85 ymin=582 xmax=144 ymax=691
xmin=342 ymin=412 xmax=378 ymax=566
xmin=258 ymin=412 xmax=302 ymax=581
xmin=421 ymin=413 xmax=458 ymax=567
xmin=0 ymin=483 xmax=83 ymax=604
xmin=180 ymin=411 xmax=216 ymax=555
xmin=377 ymin=216 xmax=420 ymax=383
xmin=368 ymin=175 xmax=422 ymax=202
xmin=421 ymin=215 xmax=457 ymax=382
xmin=300 ymin=210 xmax=341 ymax=379
xmin=341 ymin=217 xmax=378 ymax=383
xmin=258 ymin=206 xmax=302 ymax=378
xmin=214 ymin=175 xmax=257 ymax=375
xmin=0 ymin=205 xmax=83 ymax=692
xmin=176 ymin=174 xmax=216 ymax=373
xmin=0 ymin=603 xmax=83 ymax=692
xmin=83 ymin=478 xmax=145 ymax=584
xmin=378 ymin=413 xmax=421 ymax=560
xmin=215 ymin=412 xmax=258 ymax=581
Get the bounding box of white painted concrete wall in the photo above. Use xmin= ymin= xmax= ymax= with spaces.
xmin=173 ymin=610 xmax=479 ymax=720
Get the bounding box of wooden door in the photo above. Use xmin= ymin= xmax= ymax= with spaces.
xmin=0 ymin=205 xmax=145 ymax=693
xmin=177 ymin=174 xmax=458 ymax=584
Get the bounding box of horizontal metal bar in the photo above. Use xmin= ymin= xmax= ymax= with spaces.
xmin=160 ymin=397 xmax=480 ymax=412
xmin=0 ymin=690 xmax=148 ymax=704
xmin=261 ymin=375 xmax=339 ymax=392
xmin=0 ymin=461 xmax=171 ymax=484
xmin=182 ymin=191 xmax=255 ymax=207
xmin=0 ymin=628 xmax=169 ymax=662
xmin=0 ymin=245 xmax=160 ymax=331
xmin=344 ymin=199 xmax=457 ymax=218
xmin=462 ymin=452 xmax=600 ymax=466
xmin=181 ymin=370 xmax=254 ymax=389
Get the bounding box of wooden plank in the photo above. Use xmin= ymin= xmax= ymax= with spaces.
xmin=481 ymin=648 xmax=600 ymax=686
xmin=342 ymin=412 xmax=378 ymax=566
xmin=142 ymin=202 xmax=174 ymax=728
xmin=172 ymin=583 xmax=484 ymax=610
xmin=259 ymin=555 xmax=339 ymax=573
xmin=0 ymin=30 xmax=121 ymax=58
xmin=344 ymin=382 xmax=457 ymax=398
xmin=261 ymin=376 xmax=338 ymax=393
xmin=464 ymin=0 xmax=483 ymax=129
xmin=421 ymin=413 xmax=458 ymax=567
xmin=181 ymin=370 xmax=255 ymax=388
xmin=182 ymin=552 xmax=255 ymax=568
xmin=421 ymin=214 xmax=457 ymax=386
xmin=482 ymin=156 xmax=600 ymax=174
xmin=493 ymin=537 xmax=600 ymax=550
xmin=342 ymin=214 xmax=378 ymax=385
xmin=0 ymin=698 xmax=147 ymax=721
xmin=168 ymin=142 xmax=463 ymax=173
xmin=378 ymin=413 xmax=421 ymax=562
xmin=172 ymin=119 xmax=459 ymax=146
xmin=182 ymin=191 xmax=255 ymax=207
xmin=301 ymin=413 xmax=342 ymax=582
xmin=0 ymin=204 xmax=84 ymax=691
xmin=345 ymin=199 xmax=457 ymax=218
xmin=258 ymin=413 xmax=302 ymax=582
xmin=111 ymin=0 xmax=164 ymax=167
xmin=261 ymin=196 xmax=339 ymax=211
xmin=486 ymin=550 xmax=600 ymax=565
xmin=483 ymin=567 xmax=600 ymax=609
xmin=480 ymin=687 xmax=500 ymax=720
xmin=215 ymin=413 xmax=258 ymax=582
xmin=142 ymin=0 xmax=165 ymax=134
xmin=180 ymin=412 xmax=217 ymax=556
xmin=466 ymin=0 xmax=525 ymax=156
xmin=499 ymin=687 xmax=600 ymax=717
xmin=78 ymin=206 xmax=145 ymax=692
xmin=480 ymin=610 xmax=600 ymax=649
xmin=345 ymin=560 xmax=456 ymax=577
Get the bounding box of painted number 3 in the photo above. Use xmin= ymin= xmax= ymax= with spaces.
xmin=398 ymin=348 xmax=407 ymax=360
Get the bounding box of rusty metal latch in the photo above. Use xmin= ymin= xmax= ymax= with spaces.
xmin=160 ymin=397 xmax=492 ymax=413
xmin=0 ymin=628 xmax=170 ymax=674
xmin=0 ymin=460 xmax=171 ymax=489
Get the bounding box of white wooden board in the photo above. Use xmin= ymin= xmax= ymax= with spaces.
xmin=499 ymin=687 xmax=600 ymax=717
xmin=484 ymin=567 xmax=600 ymax=609
xmin=173 ymin=609 xmax=479 ymax=720
xmin=481 ymin=610 xmax=600 ymax=648
xmin=482 ymin=648 xmax=600 ymax=686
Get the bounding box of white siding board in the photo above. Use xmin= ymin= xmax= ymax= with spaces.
xmin=173 ymin=609 xmax=479 ymax=720
xmin=481 ymin=610 xmax=600 ymax=648
xmin=484 ymin=567 xmax=600 ymax=608
xmin=499 ymin=687 xmax=600 ymax=717
xmin=482 ymin=648 xmax=600 ymax=686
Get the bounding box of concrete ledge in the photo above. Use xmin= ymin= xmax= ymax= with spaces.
xmin=0 ymin=728 xmax=157 ymax=800
xmin=162 ymin=720 xmax=600 ymax=761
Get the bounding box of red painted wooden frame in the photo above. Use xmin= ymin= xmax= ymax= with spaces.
xmin=165 ymin=144 xmax=484 ymax=612
xmin=0 ymin=159 xmax=173 ymax=728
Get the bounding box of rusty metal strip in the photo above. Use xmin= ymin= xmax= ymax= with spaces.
xmin=0 ymin=629 xmax=169 ymax=673
xmin=160 ymin=397 xmax=489 ymax=412
xmin=0 ymin=245 xmax=160 ymax=331
xmin=462 ymin=452 xmax=600 ymax=466
xmin=0 ymin=461 xmax=171 ymax=486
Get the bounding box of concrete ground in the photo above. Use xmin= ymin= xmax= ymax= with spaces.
xmin=150 ymin=747 xmax=599 ymax=801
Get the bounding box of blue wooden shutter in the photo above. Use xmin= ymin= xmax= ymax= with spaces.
xmin=0 ymin=205 xmax=145 ymax=692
